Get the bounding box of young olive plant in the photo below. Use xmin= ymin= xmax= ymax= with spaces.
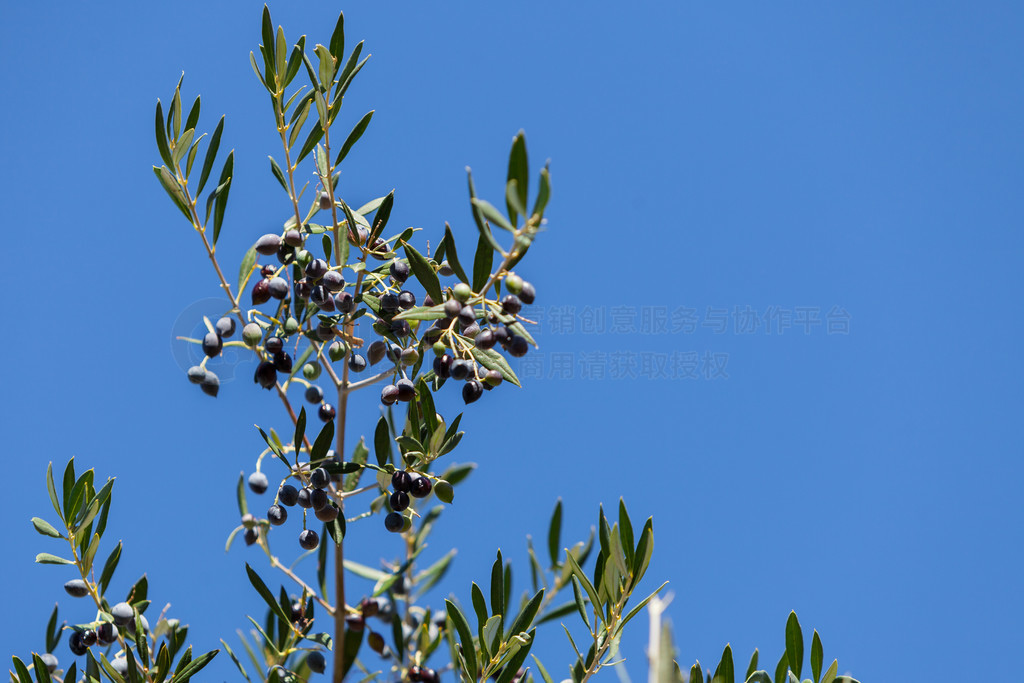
xmin=13 ymin=7 xmax=860 ymax=683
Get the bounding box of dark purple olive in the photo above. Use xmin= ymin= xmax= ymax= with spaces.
xmin=202 ymin=332 xmax=222 ymax=358
xmin=299 ymin=529 xmax=320 ymax=550
xmin=462 ymin=380 xmax=484 ymax=404
xmin=268 ymin=277 xmax=289 ymax=299
xmin=254 ymin=361 xmax=277 ymax=389
xmin=255 ymin=234 xmax=281 ymax=255
xmin=409 ymin=475 xmax=433 ymax=498
xmin=252 ymin=278 xmax=271 ymax=305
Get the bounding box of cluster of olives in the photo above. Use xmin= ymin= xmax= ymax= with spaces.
xmin=56 ymin=591 xmax=135 ymax=657
xmin=383 ymin=470 xmax=432 ymax=533
xmin=418 ymin=275 xmax=537 ymax=405
xmin=186 ymin=315 xmax=239 ymax=397
xmin=189 ymin=215 xmax=537 ymax=415
xmin=247 ymin=465 xmax=340 ymax=551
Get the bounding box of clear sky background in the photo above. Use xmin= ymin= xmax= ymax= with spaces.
xmin=2 ymin=2 xmax=1022 ymax=682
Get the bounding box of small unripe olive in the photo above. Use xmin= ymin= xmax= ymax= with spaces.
xmin=284 ymin=317 xmax=300 ymax=335
xmin=452 ymin=282 xmax=472 ymax=302
xmin=504 ymin=273 xmax=523 ymax=294
xmin=303 ymin=362 xmax=322 ymax=380
xmin=329 ymin=340 xmax=348 ymax=362
xmin=434 ymin=480 xmax=454 ymax=504
xmin=243 ymin=322 xmax=263 ymax=347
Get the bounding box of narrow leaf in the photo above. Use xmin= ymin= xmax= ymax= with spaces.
xmin=335 ymin=110 xmax=373 ymax=166
xmin=442 ymin=223 xmax=470 ymax=283
xmin=811 ymin=631 xmax=823 ymax=683
xmin=155 ymin=101 xmax=173 ymax=167
xmin=506 ymin=131 xmax=529 ymax=225
xmin=245 ymin=564 xmax=292 ymax=626
xmin=46 ymin=462 xmax=62 ymax=521
xmin=786 ymin=611 xmax=803 ymax=679
xmin=472 ymin=198 xmax=514 ymax=232
xmin=31 ymin=517 xmax=62 ymax=538
xmin=402 ymin=241 xmax=443 ymax=304
xmin=238 ymin=244 xmax=257 ymax=294
xmin=746 ymin=649 xmax=759 ymax=681
xmin=445 ymin=600 xmax=478 ymax=682
xmin=329 ymin=12 xmax=345 ymax=63
xmin=713 ymin=644 xmax=734 ymax=683
xmin=212 ymin=151 xmax=234 ymax=244
xmin=547 ymin=499 xmax=562 ymax=568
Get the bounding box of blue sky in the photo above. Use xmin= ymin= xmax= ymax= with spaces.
xmin=2 ymin=2 xmax=1022 ymax=682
